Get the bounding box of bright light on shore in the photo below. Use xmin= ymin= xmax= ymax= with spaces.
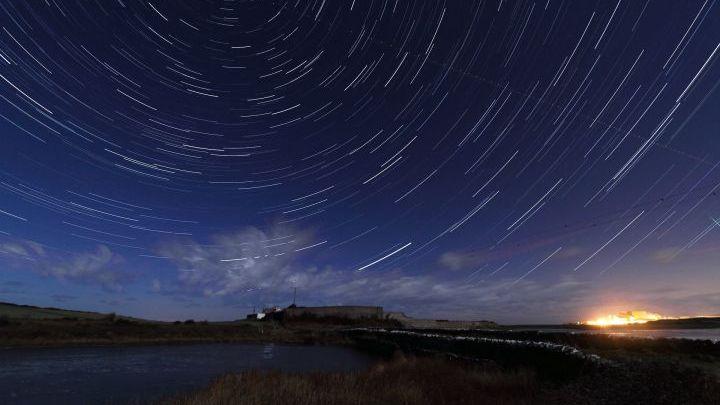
xmin=584 ymin=310 xmax=666 ymax=326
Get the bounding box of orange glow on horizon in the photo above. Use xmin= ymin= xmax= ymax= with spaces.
xmin=583 ymin=310 xmax=667 ymax=327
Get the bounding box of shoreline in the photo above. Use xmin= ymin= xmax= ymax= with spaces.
xmin=4 ymin=321 xmax=720 ymax=349
xmin=3 ymin=323 xmax=720 ymax=403
xmin=168 ymin=328 xmax=720 ymax=404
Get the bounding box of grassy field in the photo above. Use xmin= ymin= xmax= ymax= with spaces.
xmin=1 ymin=318 xmax=285 ymax=346
xmin=0 ymin=302 xmax=399 ymax=347
xmin=0 ymin=301 xmax=130 ymax=320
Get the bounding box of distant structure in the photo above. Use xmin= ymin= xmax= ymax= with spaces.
xmin=246 ymin=306 xmax=497 ymax=329
xmin=243 ymin=296 xmax=496 ymax=330
xmin=284 ymin=305 xmax=383 ymax=319
xmin=246 ymin=305 xmax=283 ymax=320
xmin=246 ymin=303 xmax=383 ymax=321
xmin=245 ymin=288 xmax=384 ymax=321
xmin=385 ymin=312 xmax=497 ymax=330
xmin=247 ymin=313 xmax=266 ymax=320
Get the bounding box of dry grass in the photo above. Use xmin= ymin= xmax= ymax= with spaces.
xmin=0 ymin=317 xmax=353 ymax=347
xmin=168 ymin=356 xmax=537 ymax=405
xmin=348 ymin=331 xmax=720 ymax=405
xmin=169 ymin=352 xmax=720 ymax=405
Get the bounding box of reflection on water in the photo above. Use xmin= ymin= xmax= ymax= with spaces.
xmin=0 ymin=343 xmax=376 ymax=404
xmin=263 ymin=343 xmax=274 ymax=359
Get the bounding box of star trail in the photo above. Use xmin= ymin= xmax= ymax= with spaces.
xmin=0 ymin=1 xmax=719 ymax=323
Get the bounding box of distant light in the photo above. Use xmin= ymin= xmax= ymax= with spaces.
xmin=583 ymin=310 xmax=666 ymax=326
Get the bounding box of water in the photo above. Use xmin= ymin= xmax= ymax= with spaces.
xmin=0 ymin=343 xmax=377 ymax=404
xmin=514 ymin=327 xmax=720 ymax=341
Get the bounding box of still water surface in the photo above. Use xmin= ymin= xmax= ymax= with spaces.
xmin=0 ymin=343 xmax=376 ymax=404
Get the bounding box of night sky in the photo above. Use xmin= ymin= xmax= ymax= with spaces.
xmin=1 ymin=1 xmax=719 ymax=324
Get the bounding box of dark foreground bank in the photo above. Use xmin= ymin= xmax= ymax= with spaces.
xmin=168 ymin=356 xmax=537 ymax=405
xmin=168 ymin=329 xmax=720 ymax=405
xmin=169 ymin=354 xmax=720 ymax=405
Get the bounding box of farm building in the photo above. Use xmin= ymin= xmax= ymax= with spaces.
xmin=283 ymin=306 xmax=384 ymax=319
xmin=385 ymin=312 xmax=497 ymax=330
xmin=245 ymin=306 xmax=283 ymax=320
xmin=246 ymin=305 xmax=383 ymax=321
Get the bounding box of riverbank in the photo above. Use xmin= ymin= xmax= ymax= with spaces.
xmin=171 ymin=329 xmax=720 ymax=405
xmin=3 ymin=319 xmax=720 ymax=403
xmin=1 ymin=343 xmax=377 ymax=404
xmin=3 ymin=317 xmax=719 ymax=372
xmin=168 ymin=356 xmax=538 ymax=405
xmin=4 ymin=302 xmax=720 ymax=403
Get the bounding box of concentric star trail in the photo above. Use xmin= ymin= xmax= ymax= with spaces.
xmin=0 ymin=1 xmax=718 ymax=322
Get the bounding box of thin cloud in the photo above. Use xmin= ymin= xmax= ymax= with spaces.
xmin=1 ymin=237 xmax=128 ymax=291
xmin=155 ymin=226 xmax=596 ymax=323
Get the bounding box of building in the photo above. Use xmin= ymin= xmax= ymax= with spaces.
xmin=246 ymin=306 xmax=283 ymax=320
xmin=247 ymin=305 xmax=384 ymax=320
xmin=283 ymin=305 xmax=383 ymax=319
xmin=385 ymin=312 xmax=497 ymax=330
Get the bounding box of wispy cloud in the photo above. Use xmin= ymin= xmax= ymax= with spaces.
xmin=156 ymin=224 xmax=315 ymax=297
xmin=153 ymin=225 xmax=598 ymax=323
xmin=0 ymin=238 xmax=128 ymax=291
